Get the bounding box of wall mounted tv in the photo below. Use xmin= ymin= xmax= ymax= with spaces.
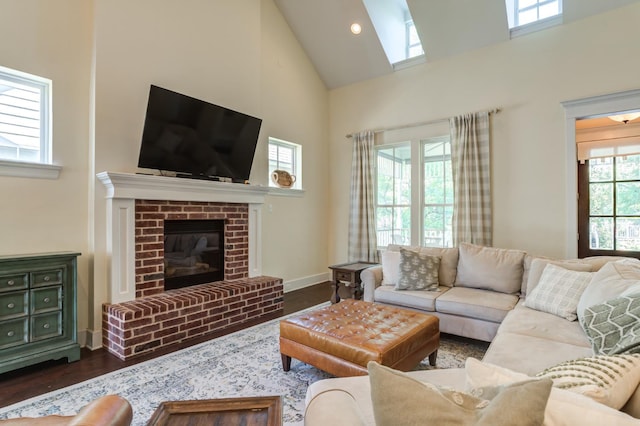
xmin=137 ymin=85 xmax=262 ymax=182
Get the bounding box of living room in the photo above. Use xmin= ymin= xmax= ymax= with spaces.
xmin=1 ymin=0 xmax=640 ymax=423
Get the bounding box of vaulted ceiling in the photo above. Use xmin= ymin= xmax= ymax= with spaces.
xmin=274 ymin=0 xmax=640 ymax=89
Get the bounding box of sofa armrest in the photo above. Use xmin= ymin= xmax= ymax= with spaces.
xmin=69 ymin=395 xmax=133 ymax=426
xmin=361 ymin=265 xmax=383 ymax=302
xmin=304 ymin=389 xmax=366 ymax=426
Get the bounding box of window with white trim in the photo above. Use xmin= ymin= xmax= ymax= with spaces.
xmin=268 ymin=137 xmax=302 ymax=189
xmin=0 ymin=66 xmax=51 ymax=164
xmin=505 ymin=0 xmax=562 ymax=36
xmin=375 ymin=135 xmax=454 ymax=249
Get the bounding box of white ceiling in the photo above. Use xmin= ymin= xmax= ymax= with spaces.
xmin=274 ymin=0 xmax=640 ymax=90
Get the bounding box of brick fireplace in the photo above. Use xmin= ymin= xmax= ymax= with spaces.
xmin=97 ymin=172 xmax=283 ymax=360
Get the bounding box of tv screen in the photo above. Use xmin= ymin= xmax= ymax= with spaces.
xmin=137 ymin=85 xmax=262 ymax=182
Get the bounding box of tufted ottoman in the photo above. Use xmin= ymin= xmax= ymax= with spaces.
xmin=279 ymin=299 xmax=439 ymax=377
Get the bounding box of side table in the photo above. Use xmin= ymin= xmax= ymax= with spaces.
xmin=328 ymin=261 xmax=378 ymax=304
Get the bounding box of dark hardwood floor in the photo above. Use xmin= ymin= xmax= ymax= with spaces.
xmin=0 ymin=282 xmax=332 ymax=408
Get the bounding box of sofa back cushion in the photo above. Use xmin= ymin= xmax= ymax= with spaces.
xmin=454 ymin=243 xmax=526 ymax=294
xmin=387 ymin=245 xmax=458 ymax=287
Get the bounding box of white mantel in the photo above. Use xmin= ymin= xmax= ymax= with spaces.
xmin=97 ymin=172 xmax=268 ymax=304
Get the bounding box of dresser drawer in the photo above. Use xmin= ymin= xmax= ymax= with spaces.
xmin=31 ymin=286 xmax=62 ymax=314
xmin=335 ymin=271 xmax=354 ymax=282
xmin=31 ymin=269 xmax=63 ymax=288
xmin=0 ymin=273 xmax=28 ymax=293
xmin=0 ymin=318 xmax=28 ymax=349
xmin=30 ymin=312 xmax=62 ymax=341
xmin=0 ymin=291 xmax=28 ymax=320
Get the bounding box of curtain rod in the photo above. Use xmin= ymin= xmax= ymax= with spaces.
xmin=345 ymin=108 xmax=501 ymax=139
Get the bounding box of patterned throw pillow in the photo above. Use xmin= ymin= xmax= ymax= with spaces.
xmin=536 ymin=354 xmax=640 ymax=409
xmin=581 ymin=294 xmax=640 ymax=355
xmin=524 ymin=263 xmax=592 ymax=321
xmin=395 ymin=248 xmax=440 ymax=291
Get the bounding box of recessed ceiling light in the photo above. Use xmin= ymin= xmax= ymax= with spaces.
xmin=350 ymin=23 xmax=362 ymax=35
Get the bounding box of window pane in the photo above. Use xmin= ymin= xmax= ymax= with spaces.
xmin=0 ymin=78 xmax=43 ymax=162
xmin=539 ymin=1 xmax=559 ymax=20
xmin=519 ymin=0 xmax=538 ymax=9
xmin=616 ymin=182 xmax=640 ymax=216
xmin=589 ymin=157 xmax=613 ymax=182
xmin=590 ymin=183 xmax=613 ymax=215
xmin=518 ymin=9 xmax=538 ymax=25
xmin=616 ymin=218 xmax=640 ymax=251
xmin=376 ymin=207 xmax=394 ymax=247
xmin=589 ymin=217 xmax=614 ymax=250
xmin=424 ymin=206 xmax=445 ymax=247
xmin=395 ymin=159 xmax=411 ymax=205
xmin=424 ymin=161 xmax=445 ymax=204
xmin=616 ymin=154 xmax=640 ymax=180
xmin=394 ymin=207 xmax=411 ymax=245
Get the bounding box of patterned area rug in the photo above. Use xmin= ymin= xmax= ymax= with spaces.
xmin=0 ymin=303 xmax=488 ymax=425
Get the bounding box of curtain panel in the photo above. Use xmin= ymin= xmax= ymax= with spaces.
xmin=348 ymin=130 xmax=379 ymax=262
xmin=450 ymin=112 xmax=492 ymax=246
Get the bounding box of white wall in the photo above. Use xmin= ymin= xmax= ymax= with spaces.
xmin=0 ymin=1 xmax=93 ymax=340
xmin=328 ymin=3 xmax=640 ymax=263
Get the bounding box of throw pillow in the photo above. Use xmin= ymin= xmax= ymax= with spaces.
xmin=368 ymin=361 xmax=551 ymax=426
xmin=536 ymin=354 xmax=640 ymax=410
xmin=395 ymin=248 xmax=440 ymax=291
xmin=464 ymin=358 xmax=640 ymax=426
xmin=526 ymin=258 xmax=593 ymax=296
xmin=454 ymin=243 xmax=526 ymax=294
xmin=380 ymin=250 xmax=401 ymax=286
xmin=524 ymin=263 xmax=592 ymax=321
xmin=577 ymin=260 xmax=640 ymax=323
xmin=581 ymin=294 xmax=640 ymax=355
xmin=387 ymin=244 xmax=459 ymax=287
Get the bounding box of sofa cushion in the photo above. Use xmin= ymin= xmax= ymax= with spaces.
xmin=396 ymin=248 xmax=440 ymax=291
xmin=526 ymin=258 xmax=593 ymax=296
xmin=380 ymin=250 xmax=400 ymax=286
xmin=536 ymin=354 xmax=640 ymax=410
xmin=497 ymin=302 xmax=591 ymax=348
xmin=581 ymin=294 xmax=640 ymax=355
xmin=387 ymin=245 xmax=458 ymax=287
xmin=454 ymin=243 xmax=525 ymax=294
xmin=368 ymin=361 xmax=551 ymax=426
xmin=435 ymin=287 xmax=519 ymax=323
xmin=577 ymin=259 xmax=640 ymax=323
xmin=465 ymin=358 xmax=640 ymax=426
xmin=374 ymin=285 xmax=448 ymax=311
xmin=524 ymin=264 xmax=592 ymax=321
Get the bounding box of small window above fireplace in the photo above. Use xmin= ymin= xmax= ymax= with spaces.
xmin=164 ymin=219 xmax=225 ymax=290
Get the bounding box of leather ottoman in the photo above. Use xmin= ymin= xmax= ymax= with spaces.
xmin=279 ymin=299 xmax=439 ymax=377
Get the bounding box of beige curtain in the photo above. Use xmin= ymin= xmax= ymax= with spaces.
xmin=450 ymin=112 xmax=492 ymax=246
xmin=348 ymin=130 xmax=379 ymax=262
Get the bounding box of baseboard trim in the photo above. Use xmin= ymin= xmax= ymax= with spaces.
xmin=284 ymin=272 xmax=330 ymax=293
xmin=79 ymin=329 xmax=103 ymax=350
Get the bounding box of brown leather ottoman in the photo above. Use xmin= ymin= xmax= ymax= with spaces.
xmin=279 ymin=299 xmax=439 ymax=377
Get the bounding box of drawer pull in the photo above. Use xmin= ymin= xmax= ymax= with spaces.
xmin=43 ymin=297 xmax=51 ymax=303
xmin=7 ymin=280 xmax=14 ymax=286
xmin=7 ymin=331 xmax=14 ymax=337
xmin=43 ymin=276 xmax=50 ymax=282
xmin=7 ymin=303 xmax=15 ymax=309
xmin=43 ymin=323 xmax=50 ymax=329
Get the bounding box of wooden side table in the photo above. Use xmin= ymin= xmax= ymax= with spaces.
xmin=328 ymin=262 xmax=378 ymax=304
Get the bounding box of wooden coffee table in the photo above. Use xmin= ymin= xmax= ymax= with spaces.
xmin=147 ymin=396 xmax=282 ymax=426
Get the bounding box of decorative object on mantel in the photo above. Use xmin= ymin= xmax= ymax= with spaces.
xmin=271 ymin=170 xmax=296 ymax=188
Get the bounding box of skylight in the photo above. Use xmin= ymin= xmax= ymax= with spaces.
xmin=362 ymin=0 xmax=424 ymax=66
xmin=506 ymin=0 xmax=563 ymax=36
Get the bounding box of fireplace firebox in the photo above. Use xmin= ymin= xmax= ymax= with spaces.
xmin=164 ymin=219 xmax=224 ymax=290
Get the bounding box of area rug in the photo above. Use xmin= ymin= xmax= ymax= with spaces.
xmin=0 ymin=303 xmax=488 ymax=425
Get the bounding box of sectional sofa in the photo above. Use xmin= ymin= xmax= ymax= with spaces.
xmin=303 ymin=243 xmax=640 ymax=425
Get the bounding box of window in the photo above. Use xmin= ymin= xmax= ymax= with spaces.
xmin=506 ymin=0 xmax=562 ymax=36
xmin=268 ymin=137 xmax=302 ymax=189
xmin=406 ymin=20 xmax=424 ymax=59
xmin=423 ymin=137 xmax=453 ymax=247
xmin=0 ymin=65 xmax=51 ymax=164
xmin=578 ymin=155 xmax=640 ymax=258
xmin=376 ymin=144 xmax=411 ymax=247
xmin=375 ymin=135 xmax=453 ymax=249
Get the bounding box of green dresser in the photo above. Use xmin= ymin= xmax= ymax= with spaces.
xmin=0 ymin=252 xmax=80 ymax=374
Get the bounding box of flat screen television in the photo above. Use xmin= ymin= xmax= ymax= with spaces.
xmin=137 ymin=85 xmax=262 ymax=182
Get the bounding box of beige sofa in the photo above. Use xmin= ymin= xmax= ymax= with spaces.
xmin=304 ymin=244 xmax=640 ymax=424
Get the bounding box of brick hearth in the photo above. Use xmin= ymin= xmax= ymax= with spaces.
xmin=103 ymin=276 xmax=283 ymax=360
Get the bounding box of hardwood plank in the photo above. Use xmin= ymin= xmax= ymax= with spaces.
xmin=0 ymin=282 xmax=330 ymax=408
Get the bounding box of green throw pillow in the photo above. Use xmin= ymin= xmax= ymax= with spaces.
xmin=395 ymin=248 xmax=440 ymax=291
xmin=368 ymin=361 xmax=551 ymax=426
xmin=581 ymin=294 xmax=640 ymax=355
